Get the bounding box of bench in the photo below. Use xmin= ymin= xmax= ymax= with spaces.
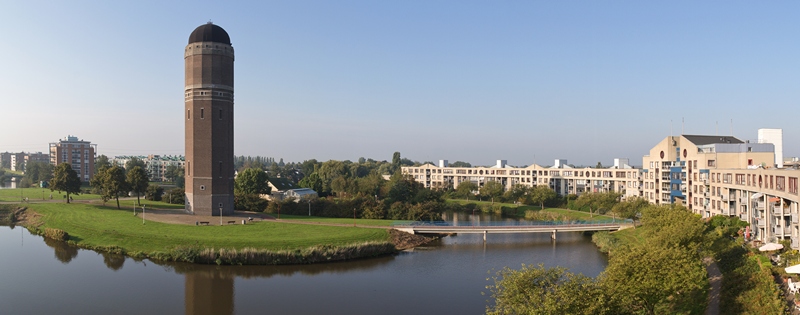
xmin=227 ymin=221 xmax=236 ymax=224
xmin=199 ymin=221 xmax=209 ymax=226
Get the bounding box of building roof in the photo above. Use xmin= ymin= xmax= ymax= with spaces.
xmin=683 ymin=135 xmax=744 ymax=146
xmin=268 ymin=177 xmax=297 ymax=191
xmin=188 ymin=23 xmax=231 ymax=45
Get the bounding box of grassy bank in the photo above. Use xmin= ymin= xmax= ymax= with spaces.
xmin=277 ymin=214 xmax=400 ymax=227
xmin=21 ymin=202 xmax=393 ymax=265
xmin=0 ymin=187 xmax=102 ymax=202
xmin=446 ymin=199 xmax=616 ymax=221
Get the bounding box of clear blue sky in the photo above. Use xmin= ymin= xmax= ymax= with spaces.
xmin=2 ymin=1 xmax=798 ymax=166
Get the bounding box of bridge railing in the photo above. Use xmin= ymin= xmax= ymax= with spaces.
xmin=391 ymin=219 xmax=631 ymax=227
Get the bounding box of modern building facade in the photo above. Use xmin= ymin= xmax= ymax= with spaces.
xmin=111 ymin=155 xmax=185 ymax=181
xmin=49 ymin=136 xmax=96 ymax=182
xmin=184 ymin=23 xmax=235 ymax=216
xmin=402 ymin=159 xmax=641 ymax=199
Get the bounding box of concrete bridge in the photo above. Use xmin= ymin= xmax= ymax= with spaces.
xmin=392 ymin=221 xmax=627 ymax=241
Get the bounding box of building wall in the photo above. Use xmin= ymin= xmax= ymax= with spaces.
xmin=184 ymin=38 xmax=235 ymax=216
xmin=49 ymin=136 xmax=96 ymax=182
xmin=401 ymin=160 xmax=641 ymax=199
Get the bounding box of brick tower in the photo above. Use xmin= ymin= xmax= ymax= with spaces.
xmin=184 ymin=23 xmax=234 ymax=216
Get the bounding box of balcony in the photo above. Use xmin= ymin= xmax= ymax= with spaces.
xmin=793 ymin=237 xmax=800 ymax=250
xmin=757 ymin=219 xmax=766 ymax=228
xmin=775 ymin=226 xmax=785 ymax=236
xmin=793 ymin=214 xmax=799 ymax=224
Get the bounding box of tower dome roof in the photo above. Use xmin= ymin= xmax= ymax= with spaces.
xmin=188 ymin=23 xmax=231 ymax=45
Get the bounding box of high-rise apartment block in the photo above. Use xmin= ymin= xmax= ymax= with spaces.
xmin=49 ymin=136 xmax=96 ymax=182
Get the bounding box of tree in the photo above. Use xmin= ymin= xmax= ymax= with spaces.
xmin=100 ymin=166 xmax=129 ymax=209
xmin=24 ymin=161 xmax=53 ymax=184
xmin=486 ymin=264 xmax=614 ymax=315
xmin=611 ymin=197 xmax=649 ymax=226
xmin=449 ymin=161 xmax=471 ymax=167
xmin=95 ymin=155 xmax=112 ymax=174
xmin=50 ymin=163 xmax=81 ymax=203
xmin=164 ymin=164 xmax=181 ymax=182
xmin=234 ymin=168 xmax=270 ymax=195
xmin=529 ymin=185 xmax=557 ymax=209
xmin=124 ymin=157 xmax=145 ymax=172
xmin=503 ymin=184 xmax=528 ymax=203
xmin=574 ymin=192 xmax=621 ymax=218
xmin=145 ymin=184 xmax=164 ymax=201
xmin=299 ymin=172 xmax=323 ymax=193
xmin=480 ymin=181 xmax=504 ymax=204
xmin=392 ymin=152 xmax=401 ymax=169
xmin=126 ymin=166 xmax=149 ymax=205
xmin=455 ymin=181 xmax=478 ymax=200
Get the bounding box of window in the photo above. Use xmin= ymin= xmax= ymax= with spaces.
xmin=200 ymin=185 xmax=205 ymax=191
xmin=200 ymin=108 xmax=204 ymax=119
xmin=187 ymin=109 xmax=191 ymax=119
xmin=219 ymin=109 xmax=222 ymax=120
xmin=708 ymin=160 xmax=716 ymax=167
xmin=187 ymin=161 xmax=190 ymax=176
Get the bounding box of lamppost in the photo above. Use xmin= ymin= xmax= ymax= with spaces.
xmin=219 ymin=207 xmax=223 ymax=226
xmin=308 ymin=199 xmax=311 ymax=216
xmin=142 ymin=204 xmax=145 ymax=225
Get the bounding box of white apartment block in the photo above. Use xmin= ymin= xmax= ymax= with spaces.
xmin=112 ymin=155 xmax=185 ymax=182
xmin=401 ymin=159 xmax=642 ymax=199
xmin=404 ymin=130 xmax=800 ymax=247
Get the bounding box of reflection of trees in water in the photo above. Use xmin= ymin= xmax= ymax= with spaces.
xmin=162 ymin=254 xmax=396 ymax=280
xmin=185 ymin=270 xmax=234 ymax=315
xmin=43 ymin=237 xmax=78 ymax=264
xmin=101 ymin=252 xmax=126 ymax=271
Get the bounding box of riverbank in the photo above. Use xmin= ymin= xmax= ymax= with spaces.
xmin=12 ymin=202 xmax=429 ymax=265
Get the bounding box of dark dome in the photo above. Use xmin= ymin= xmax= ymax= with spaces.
xmin=188 ymin=23 xmax=231 ymax=45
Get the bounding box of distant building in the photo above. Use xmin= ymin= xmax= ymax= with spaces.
xmin=402 ymin=158 xmax=641 ymax=199
xmin=111 ymin=155 xmax=185 ymax=181
xmin=49 ymin=136 xmax=96 ymax=182
xmin=263 ymin=177 xmax=318 ymax=201
xmin=758 ymin=128 xmax=784 ymax=168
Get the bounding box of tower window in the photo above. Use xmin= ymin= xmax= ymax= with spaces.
xmin=187 ymin=161 xmax=190 ymax=175
xmin=187 ymin=109 xmax=190 ymax=119
xmin=219 ymin=109 xmax=222 ymax=120
xmin=200 ymin=185 xmax=205 ymax=191
xmin=200 ymin=108 xmax=204 ymax=119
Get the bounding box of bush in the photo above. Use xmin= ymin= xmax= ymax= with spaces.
xmin=44 ymin=228 xmax=69 ymax=241
xmin=235 ymin=193 xmax=269 ymax=212
xmin=165 ymin=188 xmax=185 ymax=204
xmin=145 ymin=184 xmax=164 ymax=201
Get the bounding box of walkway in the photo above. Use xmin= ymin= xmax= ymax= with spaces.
xmin=704 ymin=257 xmax=721 ymax=315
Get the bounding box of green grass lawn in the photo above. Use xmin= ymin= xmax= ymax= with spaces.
xmin=0 ymin=187 xmax=103 ymax=202
xmin=277 ymin=214 xmax=401 ymax=227
xmin=24 ymin=203 xmax=390 ymax=253
xmin=610 ymin=225 xmax=648 ymax=245
xmin=446 ymin=199 xmax=616 ymax=221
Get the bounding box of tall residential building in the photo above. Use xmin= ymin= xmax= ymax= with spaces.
xmin=758 ymin=128 xmax=784 ymax=168
xmin=49 ymin=136 xmax=97 ymax=182
xmin=402 ymin=159 xmax=641 ymax=199
xmin=184 ymin=23 xmax=235 ymax=216
xmin=111 ymin=155 xmax=185 ymax=182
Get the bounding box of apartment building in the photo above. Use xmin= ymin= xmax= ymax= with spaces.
xmin=49 ymin=136 xmax=96 ymax=182
xmin=111 ymin=155 xmax=185 ymax=182
xmin=641 ymin=135 xmax=774 ymax=213
xmin=401 ymin=158 xmax=641 ymax=199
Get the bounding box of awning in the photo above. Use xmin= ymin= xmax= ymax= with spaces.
xmin=769 ymin=197 xmax=781 ymax=203
xmin=751 ymin=193 xmax=763 ymax=199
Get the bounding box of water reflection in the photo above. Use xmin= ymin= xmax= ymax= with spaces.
xmin=185 ymin=270 xmax=235 ymax=315
xmin=101 ymin=252 xmax=126 ymax=271
xmin=43 ymin=237 xmax=78 ymax=264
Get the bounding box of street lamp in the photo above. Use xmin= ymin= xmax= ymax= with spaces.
xmin=142 ymin=204 xmax=145 ymax=225
xmin=308 ymin=199 xmax=311 ymax=216
xmin=219 ymin=207 xmax=223 ymax=226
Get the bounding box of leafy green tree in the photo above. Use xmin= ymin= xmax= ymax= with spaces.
xmin=601 ymin=244 xmax=707 ymax=315
xmin=611 ymin=196 xmax=649 ymax=226
xmin=126 ymin=166 xmax=149 ymax=205
xmin=449 ymin=161 xmax=471 ymax=167
xmin=165 ymin=188 xmax=185 ymax=204
xmin=100 ymin=166 xmax=129 ymax=209
xmin=50 ymin=163 xmax=81 ymax=203
xmin=330 ymin=176 xmax=352 ymax=196
xmin=455 ymin=181 xmax=478 ymax=200
xmin=479 ymin=181 xmax=504 ymax=204
xmin=234 ymin=168 xmax=270 ymax=195
xmin=503 ymin=184 xmax=528 ymax=203
xmin=95 ymin=155 xmax=112 ymax=174
xmin=24 ymin=161 xmax=53 ymax=184
xmin=392 ymin=152 xmax=401 ymax=170
xmin=164 ymin=164 xmax=181 ymax=182
xmin=486 ymin=264 xmax=615 ymax=315
xmin=124 ymin=157 xmax=145 ymax=172
xmin=529 ymin=185 xmax=557 ymax=209
xmin=145 ymin=184 xmax=164 ymax=201
xmin=299 ymin=172 xmax=323 ymax=193
xmin=575 ymin=192 xmax=621 ymax=217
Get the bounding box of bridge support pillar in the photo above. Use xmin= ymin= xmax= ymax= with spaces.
xmin=483 ymin=230 xmax=487 ymax=242
xmin=551 ymin=230 xmax=557 ymax=241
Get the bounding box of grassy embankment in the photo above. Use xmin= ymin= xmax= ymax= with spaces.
xmin=595 ymin=221 xmax=784 ymax=314
xmin=0 ymin=187 xmax=102 ymax=202
xmin=20 ymin=202 xmax=393 ymax=265
xmin=446 ymin=199 xmax=617 ymax=222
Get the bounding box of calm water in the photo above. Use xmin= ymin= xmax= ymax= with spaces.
xmin=0 ymin=214 xmax=608 ymax=315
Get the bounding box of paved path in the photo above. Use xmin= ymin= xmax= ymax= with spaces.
xmin=704 ymin=257 xmax=722 ymax=315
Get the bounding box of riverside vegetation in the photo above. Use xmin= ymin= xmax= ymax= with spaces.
xmin=486 ymin=204 xmax=785 ymax=315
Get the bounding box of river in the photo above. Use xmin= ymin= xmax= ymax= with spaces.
xmin=0 ymin=213 xmax=608 ymax=315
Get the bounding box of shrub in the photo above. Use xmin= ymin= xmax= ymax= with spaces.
xmin=44 ymin=228 xmax=69 ymax=241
